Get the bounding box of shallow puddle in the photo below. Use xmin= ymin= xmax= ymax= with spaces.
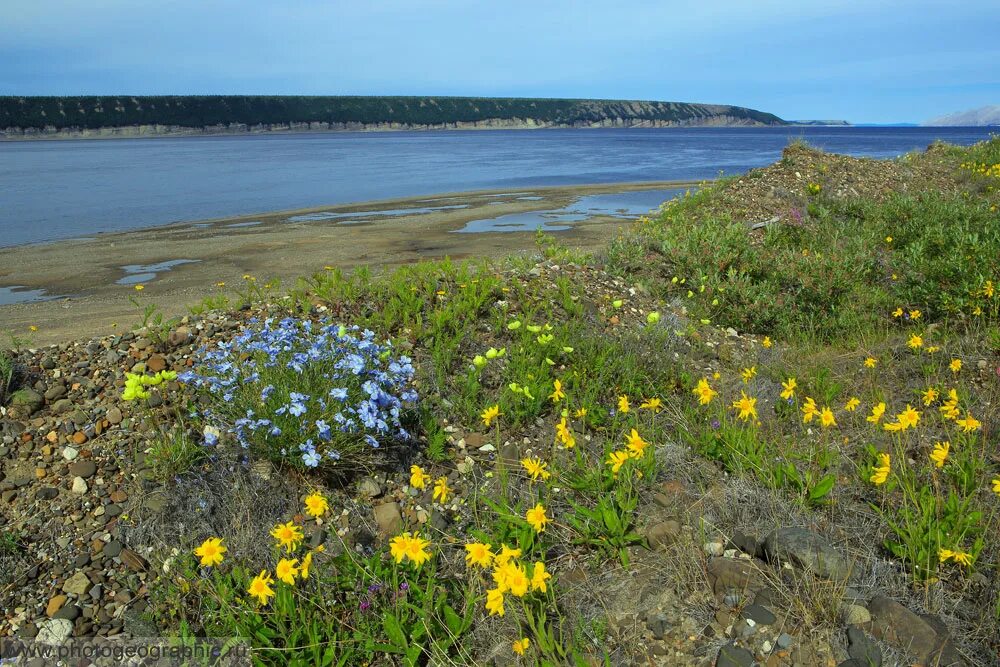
xmin=453 ymin=188 xmax=686 ymax=233
xmin=0 ymin=285 xmax=66 ymax=306
xmin=116 ymin=259 xmax=200 ymax=285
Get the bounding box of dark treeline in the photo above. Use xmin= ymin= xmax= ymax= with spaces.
xmin=0 ymin=95 xmax=785 ymax=130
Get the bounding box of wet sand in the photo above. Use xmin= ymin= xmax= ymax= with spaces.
xmin=0 ymin=181 xmax=699 ymax=346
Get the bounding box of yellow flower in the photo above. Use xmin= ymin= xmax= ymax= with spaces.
xmin=884 ymin=404 xmax=920 ymax=432
xmin=867 ymin=402 xmax=886 ymax=424
xmin=732 ymin=391 xmax=758 ymax=422
xmin=870 ymin=453 xmax=891 ymax=485
xmin=574 ymin=407 xmax=588 ymax=418
xmin=939 ymin=548 xmax=973 ymax=566
xmin=405 ymin=534 xmax=432 ymax=566
xmin=741 ymin=366 xmax=757 ymax=383
xmin=247 ymin=570 xmax=275 ymax=605
xmin=991 ymin=477 xmax=1000 ymax=495
xmin=618 ymin=395 xmax=630 ymax=413
xmin=494 ymin=544 xmax=522 ymax=568
xmin=640 ymin=397 xmax=662 ymax=412
xmin=134 ymin=284 xmax=145 ymax=292
xmin=275 ymin=558 xmax=300 ymax=585
xmin=926 ymin=345 xmax=940 ymax=354
xmin=433 ymin=477 xmax=451 ymax=503
xmin=801 ymin=397 xmax=818 ymax=423
xmin=951 ymin=551 xmax=973 ymax=567
xmin=929 ymin=441 xmax=950 ymax=468
xmin=525 ymin=503 xmax=549 ymax=533
xmin=481 ymin=404 xmax=500 ymax=427
xmin=606 ymin=450 xmax=630 ymax=475
xmin=530 ymin=561 xmax=552 ymax=592
xmin=693 ymin=378 xmax=718 ymax=405
xmin=485 ymin=588 xmax=505 ymax=616
xmin=844 ymin=397 xmax=860 ymax=412
xmin=760 ymin=336 xmax=772 ymax=349
xmin=864 ymin=357 xmax=878 ymax=369
xmin=270 ymin=521 xmax=304 ymax=553
xmin=892 ymin=307 xmax=903 ymax=318
xmin=410 ymin=465 xmax=431 ymax=489
xmin=555 ymin=416 xmax=576 ymax=449
xmin=465 ymin=542 xmax=493 ymax=568
xmin=303 ymin=492 xmax=329 ymax=518
xmin=984 ymin=280 xmax=996 ymax=298
xmin=549 ymin=379 xmax=565 ymax=403
xmin=194 ymin=537 xmax=226 ymax=567
xmin=955 ymin=412 xmax=982 ymax=433
xmin=512 ymin=638 xmax=530 ymax=656
xmin=909 ymin=309 xmax=921 ymax=320
xmin=780 ymin=378 xmax=797 ymax=400
xmin=299 ymin=550 xmax=315 ymax=579
xmin=949 ymin=359 xmax=962 ymax=373
xmin=625 ymin=428 xmax=650 ymax=457
xmin=712 ymin=371 xmax=721 ymax=380
xmin=28 ymin=325 xmax=38 ymax=332
xmin=922 ymin=387 xmax=939 ymax=406
xmin=520 ymin=457 xmax=551 ymax=481
xmin=498 ymin=562 xmax=530 ymax=597
xmin=820 ymin=407 xmax=836 ymax=428
xmin=907 ymin=334 xmax=923 ymax=350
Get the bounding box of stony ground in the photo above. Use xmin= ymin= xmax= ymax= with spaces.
xmin=1 ymin=257 xmax=986 ymax=666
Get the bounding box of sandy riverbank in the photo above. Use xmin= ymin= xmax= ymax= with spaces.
xmin=0 ymin=181 xmax=699 ymax=346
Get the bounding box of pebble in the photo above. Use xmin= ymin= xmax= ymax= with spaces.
xmin=62 ymin=446 xmax=79 ymax=461
xmin=71 ymin=476 xmax=89 ymax=494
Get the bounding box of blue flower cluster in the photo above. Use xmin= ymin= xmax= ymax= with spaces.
xmin=180 ymin=317 xmax=417 ymax=471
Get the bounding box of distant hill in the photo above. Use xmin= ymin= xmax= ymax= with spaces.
xmin=0 ymin=95 xmax=786 ymax=139
xmin=788 ymin=120 xmax=851 ymax=126
xmin=924 ymin=105 xmax=1000 ymax=127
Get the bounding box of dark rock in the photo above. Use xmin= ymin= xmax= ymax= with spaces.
xmin=44 ymin=385 xmax=67 ymax=401
xmin=740 ymin=604 xmax=776 ymax=625
xmin=51 ymin=398 xmax=73 ymax=414
xmin=35 ymin=487 xmax=58 ymax=500
xmin=645 ymin=611 xmax=670 ymax=639
xmin=103 ymin=541 xmax=123 ymax=558
xmin=10 ymin=389 xmax=44 ymax=417
xmin=763 ymin=527 xmax=850 ymax=580
xmin=715 ymin=643 xmax=754 ymax=667
xmin=69 ymin=460 xmax=97 ymax=479
xmin=119 ymin=548 xmax=149 ymax=572
xmin=706 ymin=557 xmax=767 ymax=597
xmin=846 ymin=627 xmax=882 ymax=667
xmin=646 ymin=519 xmax=682 ymax=548
xmin=53 ymin=604 xmax=82 ymax=622
xmin=868 ymin=595 xmax=963 ymax=666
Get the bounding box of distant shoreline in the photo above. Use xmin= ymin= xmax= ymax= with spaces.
xmin=0 ymin=118 xmax=778 ymax=141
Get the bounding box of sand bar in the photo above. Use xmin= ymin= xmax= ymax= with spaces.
xmin=0 ymin=181 xmax=701 ymax=346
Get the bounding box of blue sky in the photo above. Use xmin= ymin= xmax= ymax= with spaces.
xmin=3 ymin=0 xmax=997 ymax=123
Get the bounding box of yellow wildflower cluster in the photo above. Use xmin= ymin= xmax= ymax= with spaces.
xmin=960 ymin=161 xmax=1000 ymax=179
xmin=122 ymin=370 xmax=177 ymax=401
xmin=471 ymin=543 xmax=552 ymax=619
xmin=389 ymin=532 xmax=433 ymax=567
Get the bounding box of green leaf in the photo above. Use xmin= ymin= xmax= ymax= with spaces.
xmin=382 ymin=613 xmax=409 ymax=649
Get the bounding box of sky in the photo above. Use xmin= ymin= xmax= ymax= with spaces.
xmin=2 ymin=0 xmax=998 ymax=124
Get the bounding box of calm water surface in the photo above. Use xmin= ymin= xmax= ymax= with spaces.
xmin=0 ymin=127 xmax=993 ymax=247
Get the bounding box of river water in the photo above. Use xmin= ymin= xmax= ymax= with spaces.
xmin=0 ymin=126 xmax=993 ymax=247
